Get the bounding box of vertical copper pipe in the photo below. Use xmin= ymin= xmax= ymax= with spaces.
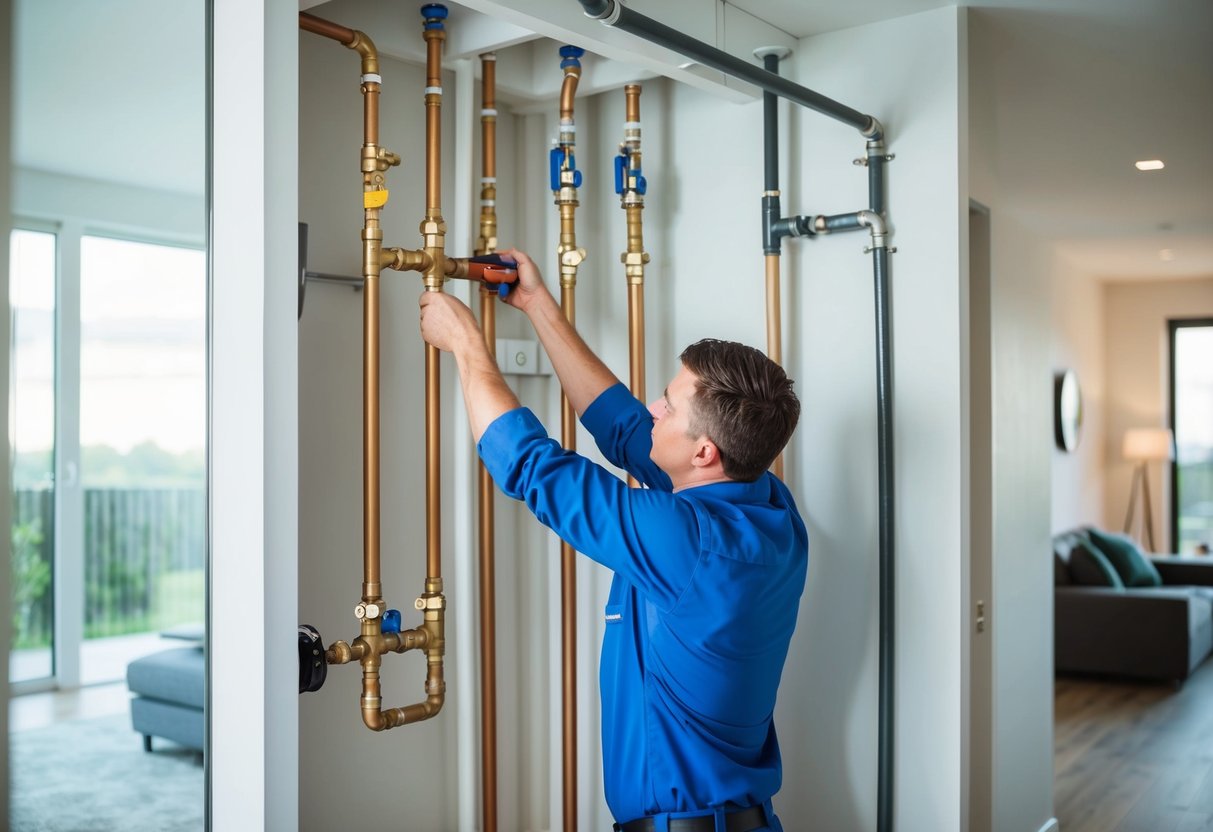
xmin=552 ymin=46 xmax=586 ymax=832
xmin=476 ymin=52 xmax=500 ymax=832
xmin=765 ymin=253 xmax=784 ymax=479
xmin=621 ymin=86 xmax=650 ymax=491
xmin=560 ymin=288 xmax=578 ymax=832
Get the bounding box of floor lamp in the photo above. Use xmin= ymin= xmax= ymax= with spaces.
xmin=1122 ymin=428 xmax=1174 ymax=552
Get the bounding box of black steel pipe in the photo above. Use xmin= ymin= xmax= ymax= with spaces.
xmin=872 ymin=242 xmax=894 ymax=832
xmin=869 ymin=144 xmax=886 ymax=217
xmin=762 ymin=54 xmax=779 ymax=191
xmin=578 ymin=0 xmax=880 ymax=138
xmin=818 ymin=212 xmax=866 ymax=233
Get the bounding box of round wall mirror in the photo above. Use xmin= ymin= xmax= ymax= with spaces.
xmin=1054 ymin=369 xmax=1083 ymax=452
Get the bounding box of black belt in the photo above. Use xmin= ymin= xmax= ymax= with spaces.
xmin=613 ymin=805 xmax=768 ymax=832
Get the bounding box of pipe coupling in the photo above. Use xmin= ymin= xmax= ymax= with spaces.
xmin=857 ymin=209 xmax=889 ymax=249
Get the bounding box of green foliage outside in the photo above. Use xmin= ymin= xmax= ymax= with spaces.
xmin=11 ymin=517 xmax=51 ymax=649
xmin=13 ymin=442 xmax=205 ymax=489
xmin=83 ymin=570 xmax=204 ymax=639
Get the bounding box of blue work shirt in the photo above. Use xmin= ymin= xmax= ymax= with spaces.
xmin=478 ymin=383 xmax=808 ymax=824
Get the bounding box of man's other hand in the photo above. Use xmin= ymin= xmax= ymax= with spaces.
xmin=419 ymin=291 xmax=479 ymax=354
xmin=496 ymin=247 xmax=550 ymax=314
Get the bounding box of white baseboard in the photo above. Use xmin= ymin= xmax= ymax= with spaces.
xmin=1038 ymin=819 xmax=1059 ymax=832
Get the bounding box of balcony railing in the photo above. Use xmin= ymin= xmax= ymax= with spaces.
xmin=11 ymin=487 xmax=205 ymax=649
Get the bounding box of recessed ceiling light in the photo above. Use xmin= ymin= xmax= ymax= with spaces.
xmin=1159 ymin=249 xmax=1175 ymax=261
xmin=1135 ymin=159 xmax=1165 ymax=171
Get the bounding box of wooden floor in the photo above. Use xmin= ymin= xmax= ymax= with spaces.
xmin=9 ymin=681 xmax=130 ymax=732
xmin=1055 ymin=657 xmax=1213 ymax=831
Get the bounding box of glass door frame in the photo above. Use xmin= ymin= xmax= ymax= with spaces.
xmin=8 ymin=218 xmax=74 ymax=695
xmin=1168 ymin=316 xmax=1213 ymax=554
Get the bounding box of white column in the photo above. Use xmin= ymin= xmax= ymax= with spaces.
xmin=1 ymin=0 xmax=15 ymax=819
xmin=53 ymin=222 xmax=83 ymax=689
xmin=210 ymin=0 xmax=298 ymax=828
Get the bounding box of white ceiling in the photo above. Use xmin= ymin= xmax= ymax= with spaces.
xmin=13 ymin=0 xmax=207 ymax=197
xmin=13 ymin=0 xmax=1212 ymax=281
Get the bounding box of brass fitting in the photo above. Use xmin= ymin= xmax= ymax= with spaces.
xmin=381 ymin=247 xmax=430 ymax=273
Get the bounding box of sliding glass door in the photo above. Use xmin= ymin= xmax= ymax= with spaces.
xmin=1170 ymin=319 xmax=1213 ymax=554
xmin=8 ymin=231 xmax=206 ymax=688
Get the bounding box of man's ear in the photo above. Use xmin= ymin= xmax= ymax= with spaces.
xmin=691 ymin=437 xmax=720 ymax=469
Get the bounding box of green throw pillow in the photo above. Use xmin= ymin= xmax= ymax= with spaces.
xmin=1087 ymin=528 xmax=1162 ymax=588
xmin=1068 ymin=543 xmax=1124 ymax=588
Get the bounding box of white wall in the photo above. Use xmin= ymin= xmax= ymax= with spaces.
xmin=298 ymin=6 xmax=983 ymax=832
xmin=784 ymin=10 xmax=966 ymax=830
xmin=1103 ymin=277 xmax=1213 ymax=553
xmin=968 ymin=11 xmax=1058 ymax=832
xmin=1051 ymin=262 xmax=1106 ymax=533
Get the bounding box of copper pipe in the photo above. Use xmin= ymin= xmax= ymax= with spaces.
xmin=476 ymin=52 xmax=500 ymax=832
xmin=765 ymin=253 xmax=784 ymax=480
xmin=559 ymin=70 xmax=580 ymax=122
xmin=554 ymin=46 xmax=585 ymax=832
xmin=364 ymin=271 xmax=382 ymax=596
xmin=558 ymin=285 xmax=579 ymax=832
xmin=620 ymin=86 xmax=650 ymax=489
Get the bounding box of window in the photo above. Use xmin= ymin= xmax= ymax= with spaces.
xmin=78 ymin=235 xmax=206 ymax=683
xmin=1170 ymin=319 xmax=1213 ymax=554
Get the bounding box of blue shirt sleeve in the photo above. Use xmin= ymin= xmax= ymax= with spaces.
xmin=579 ymin=383 xmax=673 ymax=492
xmin=478 ymin=407 xmax=698 ymax=610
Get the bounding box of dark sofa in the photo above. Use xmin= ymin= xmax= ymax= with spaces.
xmin=1054 ymin=528 xmax=1213 ymax=683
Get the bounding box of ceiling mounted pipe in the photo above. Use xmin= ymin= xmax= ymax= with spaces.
xmin=575 ymin=0 xmax=881 ymax=138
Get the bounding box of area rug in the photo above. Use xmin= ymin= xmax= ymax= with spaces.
xmin=10 ymin=713 xmax=203 ymax=831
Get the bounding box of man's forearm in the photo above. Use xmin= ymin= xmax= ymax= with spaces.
xmin=452 ymin=340 xmax=522 ymax=442
xmin=525 ymin=291 xmax=621 ymax=414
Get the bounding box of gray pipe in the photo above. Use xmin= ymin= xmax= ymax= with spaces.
xmin=576 ymin=0 xmax=881 ymax=138
xmin=871 ymin=241 xmax=894 ymax=832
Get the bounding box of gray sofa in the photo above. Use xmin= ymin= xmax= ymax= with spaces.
xmin=1054 ymin=528 xmax=1213 ymax=683
xmin=127 ymin=644 xmax=205 ymax=752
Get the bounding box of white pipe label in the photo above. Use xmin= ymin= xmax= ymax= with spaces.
xmin=361 ymin=74 xmax=382 ymax=85
xmin=425 ymin=86 xmax=443 ymax=96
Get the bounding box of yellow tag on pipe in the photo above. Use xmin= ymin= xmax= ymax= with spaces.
xmin=364 ymin=189 xmax=389 ymax=209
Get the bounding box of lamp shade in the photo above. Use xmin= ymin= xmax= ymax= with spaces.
xmin=1122 ymin=428 xmax=1174 ymax=461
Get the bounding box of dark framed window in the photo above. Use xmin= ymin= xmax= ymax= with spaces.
xmin=1169 ymin=318 xmax=1213 ymax=554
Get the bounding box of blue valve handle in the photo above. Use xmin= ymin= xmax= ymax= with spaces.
xmin=421 ymin=4 xmax=447 ymax=29
xmin=615 ymin=153 xmax=647 ymax=196
xmin=381 ymin=608 xmax=402 ymax=634
xmin=550 ymin=148 xmax=582 ymax=191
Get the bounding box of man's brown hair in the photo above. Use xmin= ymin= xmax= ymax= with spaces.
xmin=679 ymin=339 xmax=800 ymax=482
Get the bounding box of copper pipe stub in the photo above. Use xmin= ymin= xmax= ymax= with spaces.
xmin=765 ymin=253 xmax=784 ymax=479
